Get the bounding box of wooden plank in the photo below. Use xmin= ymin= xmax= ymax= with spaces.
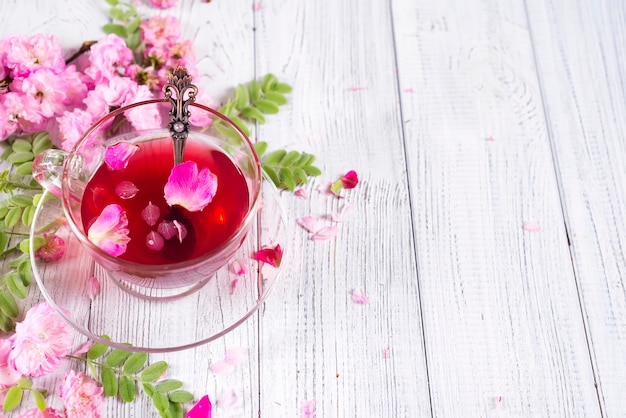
xmin=253 ymin=0 xmax=431 ymax=416
xmin=392 ymin=0 xmax=601 ymax=415
xmin=526 ymin=0 xmax=626 ymax=416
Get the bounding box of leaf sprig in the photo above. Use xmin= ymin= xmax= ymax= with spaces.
xmin=103 ymin=0 xmax=143 ymax=50
xmin=255 ymin=141 xmax=321 ymax=191
xmin=1 ymin=377 xmax=47 ymax=413
xmin=73 ymin=337 xmax=194 ymax=418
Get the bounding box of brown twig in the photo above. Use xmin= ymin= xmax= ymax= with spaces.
xmin=65 ymin=41 xmax=98 ymax=65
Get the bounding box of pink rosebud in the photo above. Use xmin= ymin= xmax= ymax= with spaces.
xmin=186 ymin=394 xmax=212 ymax=418
xmin=87 ymin=204 xmax=131 ymax=257
xmin=59 ymin=370 xmax=104 ymax=418
xmin=164 ymin=161 xmax=218 ymax=212
xmin=141 ymin=201 xmax=160 ymax=226
xmin=340 ymin=170 xmax=359 ymax=189
xmin=253 ymin=244 xmax=283 ymax=268
xmin=115 ymin=181 xmax=139 ymax=199
xmin=310 ymin=226 xmax=339 ymax=241
xmin=104 ymin=142 xmax=139 ymax=171
xmin=146 ymin=231 xmax=165 ymax=251
xmin=35 ymin=233 xmax=65 ymax=262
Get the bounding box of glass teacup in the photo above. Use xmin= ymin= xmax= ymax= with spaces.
xmin=32 ymin=100 xmax=262 ymax=291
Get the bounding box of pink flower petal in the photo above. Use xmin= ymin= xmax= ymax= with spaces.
xmin=115 ymin=181 xmax=139 ymax=199
xmin=218 ymin=388 xmax=242 ymax=409
xmin=351 ymin=288 xmax=370 ymax=304
xmin=493 ymin=396 xmax=503 ymax=409
xmin=164 ymin=161 xmax=218 ymax=212
xmin=297 ymin=216 xmax=320 ymax=233
xmin=522 ymin=221 xmax=541 ymax=232
xmin=253 ymin=244 xmax=283 ymax=268
xmin=252 ymin=1 xmax=262 ymax=11
xmin=104 ymin=142 xmax=139 ymax=170
xmin=310 ymin=226 xmax=338 ymax=241
xmin=87 ymin=204 xmax=131 ymax=257
xmin=329 ymin=202 xmax=356 ymax=222
xmin=146 ymin=231 xmax=165 ymax=251
xmin=210 ymin=360 xmax=235 ymax=376
xmin=229 ymin=258 xmax=249 ymax=276
xmin=330 ymin=170 xmax=359 ymax=195
xmin=173 ymin=219 xmax=188 ymax=243
xmin=224 ymin=347 xmax=248 ymax=365
xmin=72 ymin=341 xmax=94 ymax=356
xmin=404 ymin=87 xmax=415 ymax=93
xmin=317 ymin=181 xmax=334 ymax=196
xmin=88 ymin=276 xmax=101 ymax=300
xmin=294 ymin=188 xmax=309 ymax=199
xmin=186 ymin=394 xmax=212 ymax=418
xmin=35 ymin=233 xmax=65 ymax=262
xmin=301 ymin=400 xmax=315 ymax=418
xmin=349 ymin=86 xmax=365 ymax=91
xmin=230 ymin=277 xmax=239 ymax=294
xmin=141 ymin=201 xmax=160 ymax=226
xmin=383 ymin=345 xmax=390 ymax=359
xmin=157 ymin=220 xmax=177 ymax=240
xmin=486 ymin=135 xmax=495 ymax=142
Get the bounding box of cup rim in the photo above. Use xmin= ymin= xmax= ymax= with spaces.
xmin=61 ymin=99 xmax=263 ymax=273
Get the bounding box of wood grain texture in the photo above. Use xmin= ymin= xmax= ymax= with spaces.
xmin=392 ymin=0 xmax=601 ymax=416
xmin=526 ymin=0 xmax=626 ymax=416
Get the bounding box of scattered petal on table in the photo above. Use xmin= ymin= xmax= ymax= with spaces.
xmin=230 ymin=277 xmax=239 ymax=295
xmin=383 ymin=345 xmax=391 ymax=359
xmin=317 ymin=181 xmax=333 ymax=196
xmin=186 ymin=394 xmax=212 ymax=418
xmin=104 ymin=142 xmax=139 ymax=170
xmin=486 ymin=135 xmax=495 ymax=142
xmin=224 ymin=347 xmax=248 ymax=365
xmin=229 ymin=258 xmax=249 ymax=276
xmin=217 ymin=388 xmax=243 ymax=409
xmin=493 ymin=396 xmax=503 ymax=409
xmin=253 ymin=2 xmax=262 ymax=11
xmin=328 ymin=202 xmax=356 ymax=222
xmin=301 ymin=400 xmax=315 ymax=418
xmin=297 ymin=215 xmax=320 ymax=233
xmin=253 ymin=244 xmax=283 ymax=267
xmin=72 ymin=341 xmax=93 ymax=356
xmin=210 ymin=360 xmax=235 ymax=376
xmin=351 ymin=288 xmax=370 ymax=305
xmin=522 ymin=221 xmax=541 ymax=232
xmin=348 ymin=86 xmax=365 ymax=91
xmin=404 ymin=87 xmax=415 ymax=93
xmin=294 ymin=188 xmax=309 ymax=199
xmin=310 ymin=226 xmax=338 ymax=241
xmin=88 ymin=276 xmax=101 ymax=300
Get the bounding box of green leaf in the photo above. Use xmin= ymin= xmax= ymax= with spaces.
xmin=7 ymin=273 xmax=27 ymax=299
xmin=152 ymin=391 xmax=169 ymax=413
xmin=263 ymin=149 xmax=286 ymax=166
xmin=16 ymin=161 xmax=34 ymax=176
xmin=119 ymin=375 xmax=136 ymax=402
xmin=240 ymin=106 xmax=266 ymax=124
xmin=235 ymin=84 xmax=249 ymax=109
xmin=103 ymin=23 xmax=128 ymax=38
xmin=140 ymin=361 xmax=168 ymax=382
xmin=262 ymin=166 xmax=280 ymax=187
xmin=123 ymin=352 xmax=148 ymax=374
xmin=254 ymin=141 xmax=268 ymax=157
xmin=229 ymin=116 xmax=250 ymax=136
xmin=5 ymin=207 xmax=22 ymax=228
xmin=0 ymin=207 xmax=8 ymax=220
xmin=21 ymin=205 xmax=35 ymax=226
xmin=255 ymin=99 xmax=280 ymax=114
xmin=32 ymin=389 xmax=47 ymax=411
xmin=293 ymin=167 xmax=309 ymax=184
xmin=279 ymin=167 xmax=296 ymax=190
xmin=295 ymin=153 xmax=315 ymax=167
xmin=3 ymin=386 xmax=23 ymax=412
xmin=261 ymin=73 xmax=278 ymax=93
xmin=17 ymin=377 xmax=32 ymax=390
xmin=10 ymin=194 xmax=33 ymax=207
xmin=32 ymin=135 xmax=52 ymax=155
xmin=7 ymin=151 xmax=34 ymax=164
xmin=169 ymin=401 xmax=184 ymax=418
xmin=264 ymin=91 xmax=287 ymax=105
xmin=126 ymin=16 xmax=141 ymax=34
xmin=0 ymin=232 xmax=8 ymax=251
xmin=0 ymin=311 xmax=15 ymax=332
xmin=19 ymin=235 xmax=44 ymax=253
xmin=17 ymin=260 xmax=32 ymax=286
xmin=248 ymin=80 xmax=262 ymax=102
xmin=87 ymin=337 xmax=111 ymax=360
xmin=1 ymin=146 xmax=13 ymax=160
xmin=304 ymin=165 xmax=322 ymax=176
xmin=105 ymin=0 xmax=120 ymax=6
xmin=105 ymin=348 xmax=133 ymax=367
xmin=168 ymin=390 xmax=194 ymax=403
xmin=142 ymin=383 xmax=156 ymax=397
xmin=12 ymin=139 xmax=32 ymax=153
xmin=281 ymin=150 xmax=300 ymax=166
xmin=273 ymin=82 xmax=292 ymax=93
xmin=126 ymin=31 xmax=142 ymax=50
xmin=155 ymin=379 xmax=183 ymax=393
xmin=0 ymin=292 xmax=19 ymax=318
xmin=101 ymin=367 xmax=118 ymax=397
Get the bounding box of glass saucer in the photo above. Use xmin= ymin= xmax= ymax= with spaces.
xmin=30 ymin=182 xmax=286 ymax=353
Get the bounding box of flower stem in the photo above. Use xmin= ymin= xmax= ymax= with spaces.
xmin=65 ymin=41 xmax=98 ymax=65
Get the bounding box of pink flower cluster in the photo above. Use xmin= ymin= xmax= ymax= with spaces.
xmin=0 ymin=303 xmax=103 ymax=417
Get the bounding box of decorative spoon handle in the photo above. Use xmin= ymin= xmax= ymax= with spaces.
xmin=163 ymin=66 xmax=198 ymax=165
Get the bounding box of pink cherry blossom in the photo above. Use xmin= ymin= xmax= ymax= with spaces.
xmin=0 ymin=337 xmax=21 ymax=404
xmin=123 ymin=84 xmax=161 ymax=130
xmin=297 ymin=216 xmax=320 ymax=233
xmin=351 ymin=288 xmax=370 ymax=305
xmin=9 ymin=302 xmax=73 ymax=378
xmin=35 ymin=233 xmax=66 ymax=262
xmin=140 ymin=15 xmax=182 ymax=47
xmin=301 ymin=400 xmax=315 ymax=418
xmin=186 ymin=394 xmax=212 ymax=418
xmin=229 ymin=258 xmax=249 ymax=276
xmin=59 ymin=370 xmax=104 ymax=418
xmin=98 ymin=76 xmax=137 ymax=107
xmin=189 ymin=91 xmax=214 ymax=128
xmin=164 ymin=161 xmax=218 ymax=212
xmin=310 ymin=226 xmax=338 ymax=241
xmin=2 ymin=91 xmax=45 ymax=134
xmin=17 ymin=407 xmax=64 ymax=418
xmin=4 ymin=34 xmax=65 ymax=77
xmin=61 ymin=65 xmax=89 ymax=105
xmin=217 ymin=388 xmax=243 ymax=409
xmin=169 ymin=39 xmax=195 ymax=62
xmin=19 ymin=68 xmax=67 ymax=117
xmin=82 ymin=89 xmax=109 ymax=121
xmin=57 ymin=108 xmax=94 ymax=152
xmin=84 ymin=34 xmax=133 ymax=84
xmin=88 ymin=276 xmax=101 ymax=300
xmin=104 ymin=142 xmax=139 ymax=170
xmin=149 ymin=0 xmax=177 ymax=9
xmin=115 ymin=181 xmax=139 ymax=199
xmin=253 ymin=244 xmax=283 ymax=268
xmin=87 ymin=204 xmax=131 ymax=257
xmin=143 ymin=46 xmax=169 ymax=68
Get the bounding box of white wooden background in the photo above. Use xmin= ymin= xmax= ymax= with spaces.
xmin=1 ymin=0 xmax=625 ymax=416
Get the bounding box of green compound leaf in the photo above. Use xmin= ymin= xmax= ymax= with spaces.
xmin=7 ymin=151 xmax=34 ymax=164
xmin=274 ymin=82 xmax=293 ymax=94
xmin=142 ymin=383 xmax=156 ymax=397
xmin=261 ymin=73 xmax=278 ymax=93
xmin=16 ymin=161 xmax=34 ymax=176
xmin=103 ymin=23 xmax=128 ymax=38
xmin=0 ymin=232 xmax=8 ymax=251
xmin=119 ymin=375 xmax=136 ymax=402
xmin=123 ymin=352 xmax=148 ymax=374
xmin=235 ymin=84 xmax=249 ymax=109
xmin=264 ymin=91 xmax=288 ymax=105
xmin=168 ymin=390 xmax=194 ymax=403
xmin=140 ymin=361 xmax=168 ymax=382
xmin=247 ymin=80 xmax=261 ymax=102
xmin=2 ymin=385 xmax=23 ymax=412
xmin=240 ymin=106 xmax=266 ymax=124
xmin=11 ymin=139 xmax=32 ymax=153
xmin=101 ymin=367 xmax=118 ymax=397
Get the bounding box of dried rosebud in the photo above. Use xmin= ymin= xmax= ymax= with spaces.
xmin=35 ymin=233 xmax=66 ymax=262
xmin=340 ymin=170 xmax=359 ymax=189
xmin=253 ymin=244 xmax=283 ymax=268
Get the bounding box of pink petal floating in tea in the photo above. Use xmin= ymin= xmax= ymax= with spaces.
xmin=164 ymin=161 xmax=218 ymax=212
xmin=157 ymin=220 xmax=177 ymax=240
xmin=351 ymin=288 xmax=370 ymax=305
xmin=522 ymin=221 xmax=541 ymax=232
xmin=186 ymin=394 xmax=212 ymax=418
xmin=104 ymin=142 xmax=139 ymax=171
xmin=87 ymin=204 xmax=131 ymax=257
xmin=146 ymin=231 xmax=165 ymax=251
xmin=115 ymin=181 xmax=139 ymax=199
xmin=229 ymin=258 xmax=249 ymax=276
xmin=218 ymin=388 xmax=243 ymax=409
xmin=294 ymin=188 xmax=309 ymax=199
xmin=224 ymin=347 xmax=248 ymax=365
xmin=210 ymin=360 xmax=235 ymax=376
xmin=88 ymin=276 xmax=101 ymax=300
xmin=297 ymin=216 xmax=320 ymax=233
xmin=173 ymin=219 xmax=188 ymax=243
xmin=253 ymin=244 xmax=283 ymax=268
xmin=301 ymin=400 xmax=315 ymax=418
xmin=141 ymin=201 xmax=160 ymax=226
xmin=310 ymin=226 xmax=338 ymax=241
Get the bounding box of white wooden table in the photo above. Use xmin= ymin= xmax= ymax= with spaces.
xmin=1 ymin=0 xmax=625 ymax=416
